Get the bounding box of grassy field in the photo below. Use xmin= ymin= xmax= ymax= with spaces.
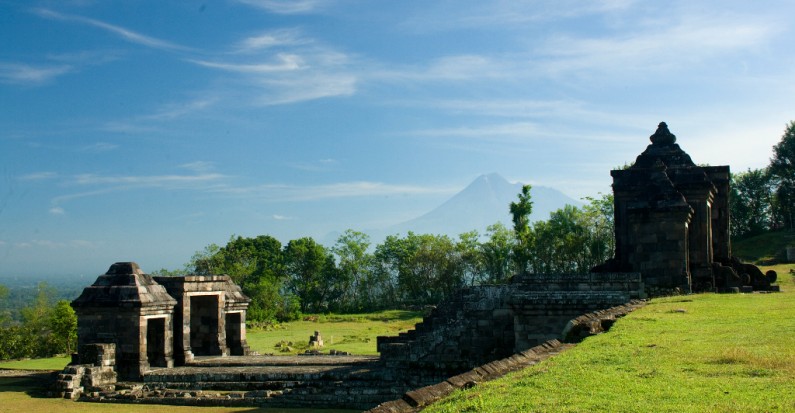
xmin=246 ymin=310 xmax=423 ymax=355
xmin=0 ymin=356 xmax=70 ymax=371
xmin=426 ymin=263 xmax=795 ymax=413
xmin=733 ymin=229 xmax=795 ymax=263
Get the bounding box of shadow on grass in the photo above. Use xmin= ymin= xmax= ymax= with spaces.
xmin=0 ymin=375 xmax=56 ymax=398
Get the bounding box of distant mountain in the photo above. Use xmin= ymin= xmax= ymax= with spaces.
xmin=382 ymin=173 xmax=583 ymax=239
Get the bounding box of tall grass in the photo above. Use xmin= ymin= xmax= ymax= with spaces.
xmin=426 ymin=264 xmax=795 ymax=413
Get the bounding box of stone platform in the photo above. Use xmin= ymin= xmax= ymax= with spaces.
xmin=78 ymin=355 xmax=410 ymax=410
xmin=145 ymin=354 xmax=383 ymax=390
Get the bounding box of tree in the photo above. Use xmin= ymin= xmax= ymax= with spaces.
xmin=480 ymin=223 xmax=515 ymax=284
xmin=509 ymin=184 xmax=533 ymax=273
xmin=769 ymin=121 xmax=795 ymax=229
xmin=49 ymin=300 xmax=77 ymax=354
xmin=373 ymin=232 xmax=464 ymax=307
xmin=0 ymin=284 xmax=9 ymax=326
xmin=187 ymin=235 xmax=293 ymax=322
xmin=331 ymin=230 xmax=373 ymax=312
xmin=283 ymin=237 xmax=337 ymax=313
xmin=730 ymin=168 xmax=774 ymax=238
xmin=455 ymin=231 xmax=483 ymax=286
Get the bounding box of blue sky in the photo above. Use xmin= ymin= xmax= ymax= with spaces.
xmin=2 ymin=0 xmax=794 ymax=278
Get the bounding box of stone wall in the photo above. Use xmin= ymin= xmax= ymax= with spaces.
xmin=377 ymin=272 xmax=644 ymax=380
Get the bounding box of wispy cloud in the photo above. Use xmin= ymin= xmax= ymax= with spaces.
xmin=72 ymin=173 xmax=225 ymax=187
xmin=49 ymin=207 xmax=66 ymax=215
xmin=399 ymin=0 xmax=636 ymax=32
xmin=287 ymin=158 xmax=340 ymax=172
xmin=234 ymin=28 xmax=308 ymax=53
xmin=256 ymin=72 xmax=356 ymax=105
xmin=179 ymin=161 xmax=217 ymax=173
xmin=373 ymin=55 xmax=511 ymax=83
xmin=272 ymin=214 xmax=296 ymax=220
xmin=143 ymin=98 xmax=217 ymax=120
xmin=13 ymin=239 xmax=97 ymax=249
xmin=411 ymin=122 xmax=541 ymax=139
xmin=213 ymin=181 xmax=456 ymax=202
xmin=0 ymin=62 xmax=73 ymax=85
xmin=19 ymin=172 xmax=58 ymax=181
xmin=33 ymin=8 xmax=190 ymax=52
xmin=49 ymin=171 xmax=228 ymax=206
xmin=234 ymin=0 xmax=323 ymax=14
xmin=80 ymin=142 xmax=119 ymax=153
xmin=189 ymin=54 xmax=304 ymax=73
xmin=536 ymin=14 xmax=778 ymax=76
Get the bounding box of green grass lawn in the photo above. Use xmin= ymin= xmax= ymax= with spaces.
xmin=246 ymin=310 xmax=423 ymax=355
xmin=0 ymin=356 xmax=70 ymax=371
xmin=426 ymin=264 xmax=795 ymax=413
xmin=733 ymin=230 xmax=795 ymax=263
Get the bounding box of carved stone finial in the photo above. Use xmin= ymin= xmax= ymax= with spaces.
xmin=650 ymin=122 xmax=676 ymax=145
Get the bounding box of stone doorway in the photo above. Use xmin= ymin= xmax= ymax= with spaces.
xmin=225 ymin=312 xmax=244 ymax=356
xmin=146 ymin=317 xmax=167 ymax=368
xmin=190 ymin=295 xmax=221 ymax=356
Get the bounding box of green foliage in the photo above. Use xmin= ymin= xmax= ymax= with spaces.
xmin=426 ymin=281 xmax=795 ymax=413
xmin=509 ymin=192 xmax=616 ymax=275
xmin=730 ymin=168 xmax=775 ymax=238
xmin=0 ymin=284 xmax=10 ymax=325
xmin=480 ymin=223 xmax=515 ymax=284
xmin=331 ymin=230 xmax=375 ymax=312
xmin=509 ymin=184 xmax=534 ymax=273
xmin=375 ymin=232 xmax=467 ymax=306
xmin=49 ymin=300 xmax=77 ymax=354
xmin=284 ymin=237 xmax=338 ymax=313
xmin=0 ymin=283 xmax=76 ymax=360
xmin=769 ymin=121 xmax=795 ymax=230
xmin=732 ymin=230 xmax=795 ymax=264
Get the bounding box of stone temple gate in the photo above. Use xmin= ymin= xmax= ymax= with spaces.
xmin=71 ymin=262 xmax=251 ymax=380
xmin=596 ymin=122 xmax=775 ymax=293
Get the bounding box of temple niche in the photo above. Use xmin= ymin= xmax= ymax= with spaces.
xmin=71 ymin=262 xmax=251 ymax=381
xmin=600 ymin=122 xmax=775 ymax=294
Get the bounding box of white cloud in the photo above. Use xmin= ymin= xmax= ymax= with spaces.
xmin=372 ymin=55 xmax=511 ymax=84
xmin=234 ymin=29 xmax=308 ymax=53
xmin=19 ymin=172 xmax=58 ymax=181
xmin=49 ymin=171 xmax=228 ymax=206
xmin=33 ymin=8 xmax=190 ymax=52
xmin=536 ymin=15 xmax=778 ymax=76
xmin=272 ymin=214 xmax=296 ymax=220
xmin=256 ymin=72 xmax=356 ymax=105
xmin=144 ymin=98 xmax=217 ymax=120
xmin=49 ymin=207 xmax=66 ymax=215
xmin=80 ymin=142 xmax=119 ymax=153
xmin=0 ymin=62 xmax=73 ymax=85
xmin=234 ymin=0 xmax=323 ymax=14
xmin=179 ymin=161 xmax=217 ymax=173
xmin=287 ymin=159 xmax=340 ymax=172
xmin=72 ymin=173 xmax=226 ymax=187
xmin=12 ymin=239 xmax=98 ymax=249
xmin=213 ymin=181 xmax=457 ymax=202
xmin=189 ymin=54 xmax=304 ymax=74
xmin=399 ymin=0 xmax=636 ymax=32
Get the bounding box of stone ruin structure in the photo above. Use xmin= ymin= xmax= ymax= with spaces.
xmin=55 ymin=123 xmax=778 ymax=410
xmin=594 ymin=122 xmax=777 ymax=294
xmin=57 ymin=261 xmax=251 ymax=397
